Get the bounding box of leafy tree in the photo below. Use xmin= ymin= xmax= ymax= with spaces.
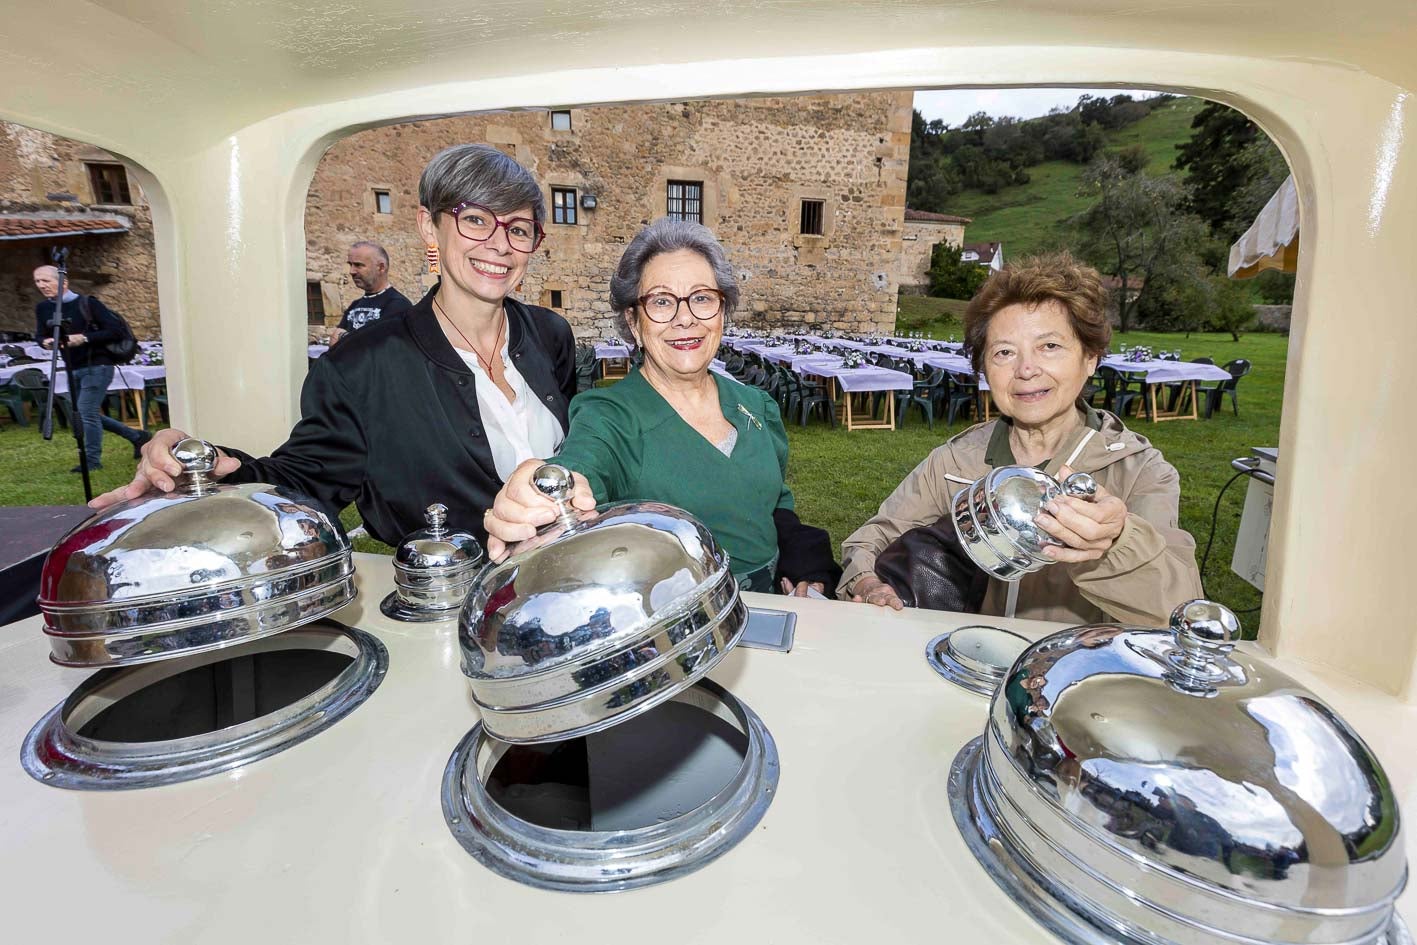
xmin=907 ymin=159 xmax=961 ymax=212
xmin=1074 ymin=155 xmax=1209 ymax=331
xmin=1204 ymin=275 xmax=1257 ymax=341
xmin=1174 ymin=102 xmax=1288 ymax=241
xmin=927 ymin=242 xmax=991 ymax=300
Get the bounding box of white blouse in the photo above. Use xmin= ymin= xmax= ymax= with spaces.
xmin=454 ymin=342 xmax=564 ymax=481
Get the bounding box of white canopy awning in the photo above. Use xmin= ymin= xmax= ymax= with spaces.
xmin=1228 ymin=174 xmax=1299 ymax=278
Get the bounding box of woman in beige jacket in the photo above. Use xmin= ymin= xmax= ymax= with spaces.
xmin=840 ymin=254 xmax=1202 ymax=626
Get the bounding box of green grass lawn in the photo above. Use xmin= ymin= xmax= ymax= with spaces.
xmin=946 ymin=97 xmax=1203 ymax=258
xmin=3 ymin=321 xmax=1281 ymax=629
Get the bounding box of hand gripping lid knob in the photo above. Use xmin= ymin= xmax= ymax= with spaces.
xmin=172 ymin=437 xmax=219 ymax=495
xmin=532 ymin=463 xmax=580 ymax=529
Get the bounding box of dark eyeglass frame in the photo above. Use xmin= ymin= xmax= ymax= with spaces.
xmin=443 ymin=201 xmax=545 ymax=252
xmin=636 ymin=288 xmax=727 ymax=323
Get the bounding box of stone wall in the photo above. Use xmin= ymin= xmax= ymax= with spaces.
xmin=898 ymin=219 xmax=965 ymax=294
xmin=0 ymin=122 xmax=161 ymax=339
xmin=1253 ymin=304 xmax=1292 ymax=332
xmin=304 ymin=91 xmax=914 ymax=339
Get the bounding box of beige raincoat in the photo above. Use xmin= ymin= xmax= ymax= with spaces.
xmin=838 ymin=409 xmax=1203 ymax=626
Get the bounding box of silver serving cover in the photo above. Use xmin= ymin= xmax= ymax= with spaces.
xmin=382 ymin=503 xmax=484 ymax=621
xmin=953 ymin=465 xmax=1097 ymax=581
xmin=952 ymin=600 xmax=1407 ymax=945
xmin=457 ymin=464 xmax=746 ymax=744
xmin=38 ymin=438 xmax=355 ymax=667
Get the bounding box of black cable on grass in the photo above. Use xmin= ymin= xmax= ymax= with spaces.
xmin=1197 ymin=468 xmax=1260 ymax=609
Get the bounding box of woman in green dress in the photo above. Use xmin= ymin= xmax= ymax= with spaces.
xmin=483 ymin=218 xmax=838 ymax=595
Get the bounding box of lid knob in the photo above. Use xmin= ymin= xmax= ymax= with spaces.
xmin=532 ymin=463 xmax=580 ymax=530
xmin=1062 ymin=471 xmax=1098 ymax=499
xmin=172 ymin=438 xmax=218 ymax=495
xmin=424 ymin=502 xmax=448 ymax=535
xmin=1168 ymin=599 xmax=1241 ymax=686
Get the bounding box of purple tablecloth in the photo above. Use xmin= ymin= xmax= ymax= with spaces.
xmin=594 ymin=343 xmax=632 ymax=359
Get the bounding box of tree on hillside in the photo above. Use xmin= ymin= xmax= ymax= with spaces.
xmin=1174 ymin=102 xmax=1289 ymax=242
xmin=1074 ymin=156 xmax=1209 ymax=331
xmin=927 ymin=242 xmax=990 ymax=300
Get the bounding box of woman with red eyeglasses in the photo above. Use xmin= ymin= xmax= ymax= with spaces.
xmin=92 ymin=144 xmax=576 ymax=548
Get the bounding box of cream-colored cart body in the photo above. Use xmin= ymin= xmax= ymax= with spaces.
xmin=1 ymin=559 xmax=1413 ymax=942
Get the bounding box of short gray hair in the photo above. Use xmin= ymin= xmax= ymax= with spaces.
xmin=350 ymin=241 xmax=389 ymax=268
xmin=610 ymin=218 xmax=739 ymax=342
xmin=419 ymin=144 xmax=545 ymax=223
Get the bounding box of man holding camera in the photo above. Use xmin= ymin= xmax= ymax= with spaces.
xmin=33 ymin=265 xmax=150 ymax=471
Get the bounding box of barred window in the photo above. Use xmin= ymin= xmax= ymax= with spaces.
xmin=800 ymin=199 xmax=825 ymax=236
xmin=666 ymin=181 xmax=703 ymax=223
xmin=552 ymin=187 xmax=578 ymax=225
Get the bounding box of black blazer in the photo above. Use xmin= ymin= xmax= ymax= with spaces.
xmin=224 ymin=285 xmax=576 ymax=546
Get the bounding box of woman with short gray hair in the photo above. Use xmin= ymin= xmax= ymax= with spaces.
xmin=483 ymin=218 xmax=840 ymax=596
xmin=96 ymin=143 xmax=577 ymax=550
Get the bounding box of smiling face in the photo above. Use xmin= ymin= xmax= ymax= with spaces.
xmin=982 ymin=300 xmax=1098 ymax=428
xmin=630 ymin=249 xmax=724 ymax=381
xmin=416 ymin=203 xmax=532 ymax=308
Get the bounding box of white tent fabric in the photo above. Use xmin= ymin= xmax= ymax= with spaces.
xmin=1228 ymin=174 xmax=1299 ymax=277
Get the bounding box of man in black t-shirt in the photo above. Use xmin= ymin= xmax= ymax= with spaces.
xmin=330 ymin=241 xmax=412 ymax=344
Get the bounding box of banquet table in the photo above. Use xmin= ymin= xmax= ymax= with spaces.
xmin=0 ymin=361 xmax=164 ymax=428
xmin=594 ymin=342 xmax=632 ymax=380
xmin=1100 ymin=357 xmax=1232 ymax=422
xmin=308 ymin=344 xmax=329 ymax=359
xmin=794 ymin=357 xmax=913 ymax=430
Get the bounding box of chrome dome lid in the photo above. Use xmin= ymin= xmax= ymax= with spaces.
xmin=953 ymin=465 xmax=1097 ymax=582
xmin=457 ymin=464 xmax=747 ymax=744
xmin=950 ymin=600 xmax=1408 ymax=945
xmin=381 ymin=503 xmax=484 ymax=622
xmin=38 ymin=438 xmax=355 ymax=668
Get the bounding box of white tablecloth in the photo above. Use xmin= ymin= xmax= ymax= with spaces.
xmin=0 ymin=362 xmax=164 ymax=395
xmin=796 ymin=359 xmax=914 ymax=393
xmin=1100 ymin=357 xmax=1232 ymax=383
xmin=594 ymin=343 xmax=631 ymax=359
xmin=308 ymin=344 xmax=329 ymax=359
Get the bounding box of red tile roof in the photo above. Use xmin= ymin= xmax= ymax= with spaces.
xmin=904 ymin=208 xmax=972 ymax=224
xmin=0 ymin=215 xmax=130 ymax=240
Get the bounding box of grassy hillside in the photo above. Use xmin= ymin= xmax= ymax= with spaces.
xmin=945 ymin=96 xmax=1204 ymax=258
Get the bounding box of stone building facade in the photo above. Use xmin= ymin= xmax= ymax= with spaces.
xmin=304 ymin=91 xmax=914 ymax=339
xmin=0 ymin=121 xmax=160 ymax=338
xmin=898 ymin=208 xmax=970 ymax=294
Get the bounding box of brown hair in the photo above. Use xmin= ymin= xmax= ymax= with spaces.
xmin=963 ymin=251 xmax=1111 ymax=373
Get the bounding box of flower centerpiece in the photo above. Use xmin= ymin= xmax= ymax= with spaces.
xmin=793 ymin=339 xmax=817 ymax=355
xmin=1125 ymin=345 xmax=1154 ymax=363
xmin=135 ymin=349 xmax=165 ymax=366
xmin=906 ymin=341 xmax=928 ymax=353
xmin=840 ymin=350 xmax=866 ymax=369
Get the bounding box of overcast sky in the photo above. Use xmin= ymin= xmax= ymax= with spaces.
xmin=913 ymin=88 xmax=1161 ymax=127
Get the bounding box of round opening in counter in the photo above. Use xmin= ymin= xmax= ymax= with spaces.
xmin=22 ymin=621 xmax=387 ymax=790
xmin=926 ymin=625 xmax=1030 ymax=696
xmin=442 ymin=678 xmax=778 ymax=893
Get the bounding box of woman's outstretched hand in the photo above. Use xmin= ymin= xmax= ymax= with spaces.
xmin=89 ymin=429 xmax=242 ymax=510
xmin=1035 ymin=464 xmax=1127 ymax=563
xmin=850 ymin=573 xmax=905 ymax=611
xmin=485 ymin=458 xmax=598 ymax=561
